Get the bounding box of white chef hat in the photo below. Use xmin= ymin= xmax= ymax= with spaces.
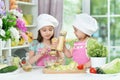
xmin=73 ymin=13 xmax=99 ymax=36
xmin=37 ymin=14 xmax=59 ymax=31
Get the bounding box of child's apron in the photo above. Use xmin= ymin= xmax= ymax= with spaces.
xmin=72 ymin=41 xmax=90 ymax=65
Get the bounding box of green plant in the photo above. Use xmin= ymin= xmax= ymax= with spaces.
xmin=0 ymin=12 xmax=18 ymax=41
xmin=87 ymin=38 xmax=108 ymax=57
xmin=0 ymin=10 xmax=27 ymax=43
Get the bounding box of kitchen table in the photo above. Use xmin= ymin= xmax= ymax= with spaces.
xmin=0 ymin=67 xmax=120 ymax=80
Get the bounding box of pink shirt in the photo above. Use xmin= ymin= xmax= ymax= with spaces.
xmin=72 ymin=41 xmax=90 ymax=65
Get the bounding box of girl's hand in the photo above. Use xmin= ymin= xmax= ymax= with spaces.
xmin=40 ymin=48 xmax=48 ymax=55
xmin=39 ymin=47 xmax=49 ymax=56
xmin=84 ymin=61 xmax=91 ymax=69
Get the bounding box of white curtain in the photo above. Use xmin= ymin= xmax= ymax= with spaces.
xmin=38 ymin=0 xmax=63 ymax=37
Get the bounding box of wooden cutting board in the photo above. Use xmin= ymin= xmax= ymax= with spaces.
xmin=43 ymin=68 xmax=86 ymax=74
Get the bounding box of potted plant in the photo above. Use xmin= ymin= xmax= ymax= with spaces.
xmin=87 ymin=38 xmax=108 ymax=67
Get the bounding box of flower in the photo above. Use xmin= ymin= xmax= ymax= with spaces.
xmin=0 ymin=1 xmax=27 ymax=42
xmin=0 ymin=0 xmax=6 ymax=16
xmin=16 ymin=18 xmax=27 ymax=32
xmin=9 ymin=27 xmax=20 ymax=42
xmin=0 ymin=28 xmax=5 ymax=37
xmin=10 ymin=9 xmax=23 ymax=18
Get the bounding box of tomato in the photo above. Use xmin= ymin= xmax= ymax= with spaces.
xmin=21 ymin=60 xmax=26 ymax=64
xmin=90 ymin=67 xmax=97 ymax=74
xmin=77 ymin=64 xmax=84 ymax=70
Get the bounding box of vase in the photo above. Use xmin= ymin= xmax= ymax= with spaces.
xmin=91 ymin=57 xmax=106 ymax=67
xmin=2 ymin=40 xmax=7 ymax=48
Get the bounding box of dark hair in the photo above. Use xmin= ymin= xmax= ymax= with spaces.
xmin=37 ymin=30 xmax=54 ymax=43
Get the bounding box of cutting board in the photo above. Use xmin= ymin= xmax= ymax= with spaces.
xmin=43 ymin=68 xmax=86 ymax=74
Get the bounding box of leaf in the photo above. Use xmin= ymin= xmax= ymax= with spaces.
xmin=87 ymin=38 xmax=108 ymax=57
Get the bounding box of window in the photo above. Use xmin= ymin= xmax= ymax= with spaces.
xmin=63 ymin=0 xmax=120 ymax=62
xmin=63 ymin=0 xmax=82 ymax=39
xmin=89 ymin=0 xmax=120 ymax=61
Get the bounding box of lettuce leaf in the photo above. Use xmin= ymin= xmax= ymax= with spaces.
xmin=87 ymin=38 xmax=107 ymax=57
xmin=101 ymin=58 xmax=120 ymax=74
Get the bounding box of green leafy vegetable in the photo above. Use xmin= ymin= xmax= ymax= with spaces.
xmin=101 ymin=58 xmax=120 ymax=74
xmin=87 ymin=38 xmax=108 ymax=57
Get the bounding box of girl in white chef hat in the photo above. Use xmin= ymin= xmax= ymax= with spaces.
xmin=63 ymin=13 xmax=99 ymax=68
xmin=28 ymin=14 xmax=59 ymax=66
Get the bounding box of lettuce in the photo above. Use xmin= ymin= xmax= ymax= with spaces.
xmin=101 ymin=58 xmax=120 ymax=74
xmin=87 ymin=38 xmax=107 ymax=57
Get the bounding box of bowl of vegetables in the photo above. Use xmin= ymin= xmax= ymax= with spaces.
xmin=88 ymin=58 xmax=120 ymax=75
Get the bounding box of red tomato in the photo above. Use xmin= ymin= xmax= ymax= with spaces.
xmin=22 ymin=60 xmax=26 ymax=64
xmin=90 ymin=67 xmax=97 ymax=74
xmin=77 ymin=64 xmax=84 ymax=70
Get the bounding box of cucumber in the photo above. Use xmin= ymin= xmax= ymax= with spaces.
xmin=0 ymin=65 xmax=18 ymax=73
xmin=96 ymin=67 xmax=105 ymax=74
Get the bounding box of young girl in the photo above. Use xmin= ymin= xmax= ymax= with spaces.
xmin=28 ymin=14 xmax=59 ymax=66
xmin=64 ymin=13 xmax=99 ymax=68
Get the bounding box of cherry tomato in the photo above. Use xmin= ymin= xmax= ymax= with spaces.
xmin=90 ymin=67 xmax=97 ymax=74
xmin=21 ymin=60 xmax=26 ymax=64
xmin=77 ymin=64 xmax=84 ymax=70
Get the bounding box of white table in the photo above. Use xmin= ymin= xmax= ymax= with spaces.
xmin=0 ymin=68 xmax=120 ymax=80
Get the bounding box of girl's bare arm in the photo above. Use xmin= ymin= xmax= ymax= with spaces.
xmin=28 ymin=51 xmax=43 ymax=64
xmin=63 ymin=45 xmax=72 ymax=58
xmin=28 ymin=47 xmax=49 ymax=64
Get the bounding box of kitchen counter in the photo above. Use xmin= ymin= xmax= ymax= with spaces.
xmin=0 ymin=67 xmax=120 ymax=80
